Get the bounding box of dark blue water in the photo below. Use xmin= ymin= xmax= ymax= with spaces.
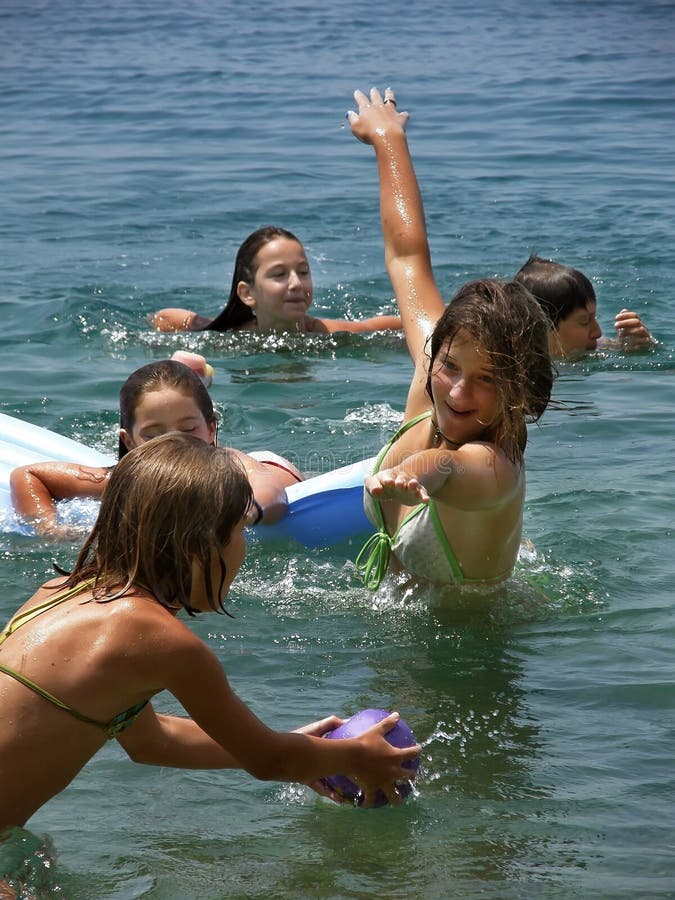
xmin=1 ymin=1 xmax=675 ymax=896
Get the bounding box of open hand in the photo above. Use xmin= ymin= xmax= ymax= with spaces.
xmin=347 ymin=87 xmax=409 ymax=145
xmin=365 ymin=466 xmax=430 ymax=506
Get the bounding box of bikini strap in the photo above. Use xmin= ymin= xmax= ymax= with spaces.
xmin=0 ymin=578 xmax=97 ymax=645
xmin=0 ymin=661 xmax=110 ymax=729
xmin=371 ymin=410 xmax=432 ymax=476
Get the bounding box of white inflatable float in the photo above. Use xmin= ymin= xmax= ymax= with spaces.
xmin=0 ymin=412 xmax=373 ymax=547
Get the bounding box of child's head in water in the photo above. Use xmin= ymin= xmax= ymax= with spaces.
xmin=118 ymin=360 xmax=217 ymax=459
xmin=425 ymin=279 xmax=553 ymax=464
xmin=65 ymin=433 xmax=253 ymax=615
xmin=207 ymin=225 xmax=312 ymax=332
xmin=514 ymin=255 xmax=602 ymax=356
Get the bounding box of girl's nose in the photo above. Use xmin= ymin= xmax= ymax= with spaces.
xmin=449 ymin=377 xmax=469 ymax=402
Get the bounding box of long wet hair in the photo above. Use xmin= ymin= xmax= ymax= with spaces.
xmin=514 ymin=255 xmax=596 ymax=327
xmin=203 ymin=225 xmax=303 ymax=332
xmin=425 ymin=278 xmax=553 ymax=465
xmin=61 ymin=433 xmax=252 ymax=616
xmin=118 ymin=360 xmax=217 ymax=459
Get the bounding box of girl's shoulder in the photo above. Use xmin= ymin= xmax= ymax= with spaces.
xmin=304 ymin=315 xmax=331 ymax=333
xmin=97 ymin=589 xmax=205 ymax=661
xmin=439 ymin=440 xmax=524 ymax=510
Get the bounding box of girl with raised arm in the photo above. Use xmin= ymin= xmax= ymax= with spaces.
xmin=348 ymin=88 xmax=553 ymax=589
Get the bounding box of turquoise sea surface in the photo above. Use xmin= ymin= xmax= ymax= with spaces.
xmin=1 ymin=1 xmax=674 ymax=897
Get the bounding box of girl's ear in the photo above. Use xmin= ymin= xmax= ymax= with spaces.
xmin=237 ymin=280 xmax=256 ymax=312
xmin=207 ymin=416 xmax=218 ymax=446
xmin=119 ymin=429 xmax=134 ymax=452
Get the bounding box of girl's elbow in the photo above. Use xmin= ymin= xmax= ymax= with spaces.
xmin=9 ymin=466 xmax=31 ymax=496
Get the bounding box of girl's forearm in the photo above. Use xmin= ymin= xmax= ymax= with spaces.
xmin=371 ymin=128 xmax=430 ymax=265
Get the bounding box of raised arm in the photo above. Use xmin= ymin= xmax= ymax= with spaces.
xmin=348 ymin=87 xmax=445 ymax=364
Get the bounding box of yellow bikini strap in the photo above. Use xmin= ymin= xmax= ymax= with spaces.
xmin=0 ymin=578 xmax=97 ymax=645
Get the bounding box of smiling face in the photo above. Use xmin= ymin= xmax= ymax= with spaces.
xmin=429 ymin=330 xmax=501 ymax=447
xmin=237 ymin=237 xmax=313 ymax=331
xmin=120 ymin=386 xmax=217 ymax=452
xmin=553 ymin=300 xmax=603 ymax=357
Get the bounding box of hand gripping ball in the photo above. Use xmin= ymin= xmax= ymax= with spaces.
xmin=322 ymin=708 xmax=420 ymax=807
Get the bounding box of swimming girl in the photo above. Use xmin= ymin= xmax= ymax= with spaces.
xmin=348 ymin=88 xmax=553 ymax=590
xmin=514 ymin=255 xmax=655 ymax=358
xmin=0 ymin=433 xmax=419 ymax=829
xmin=151 ymin=225 xmax=402 ymax=334
xmin=10 ymin=358 xmax=302 ymax=539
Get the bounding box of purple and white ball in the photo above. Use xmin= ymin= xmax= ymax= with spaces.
xmin=322 ymin=708 xmax=420 ymax=807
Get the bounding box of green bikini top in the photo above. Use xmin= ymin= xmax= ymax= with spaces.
xmin=355 ymin=411 xmax=461 ymax=589
xmin=0 ymin=579 xmax=148 ymax=739
xmin=355 ymin=411 xmax=512 ymax=591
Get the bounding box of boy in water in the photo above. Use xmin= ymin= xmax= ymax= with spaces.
xmin=514 ymin=255 xmax=655 ymax=358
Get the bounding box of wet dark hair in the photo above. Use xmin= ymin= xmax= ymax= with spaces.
xmin=62 ymin=434 xmax=253 ymax=616
xmin=118 ymin=360 xmax=216 ymax=459
xmin=514 ymin=255 xmax=596 ymax=328
xmin=425 ymin=278 xmax=553 ymax=465
xmin=203 ymin=226 xmax=303 ymax=332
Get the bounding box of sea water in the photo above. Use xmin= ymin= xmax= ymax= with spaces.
xmin=1 ymin=0 xmax=674 ymax=896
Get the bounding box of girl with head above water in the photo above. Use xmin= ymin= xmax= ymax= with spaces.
xmin=151 ymin=225 xmax=402 ymax=334
xmin=10 ymin=356 xmax=302 ymax=540
xmin=348 ymin=88 xmax=554 ymax=590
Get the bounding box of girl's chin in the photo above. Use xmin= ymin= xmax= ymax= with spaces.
xmin=437 ymin=417 xmax=489 ymax=445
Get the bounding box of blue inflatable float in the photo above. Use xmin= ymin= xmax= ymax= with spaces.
xmin=0 ymin=412 xmax=373 ymax=547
